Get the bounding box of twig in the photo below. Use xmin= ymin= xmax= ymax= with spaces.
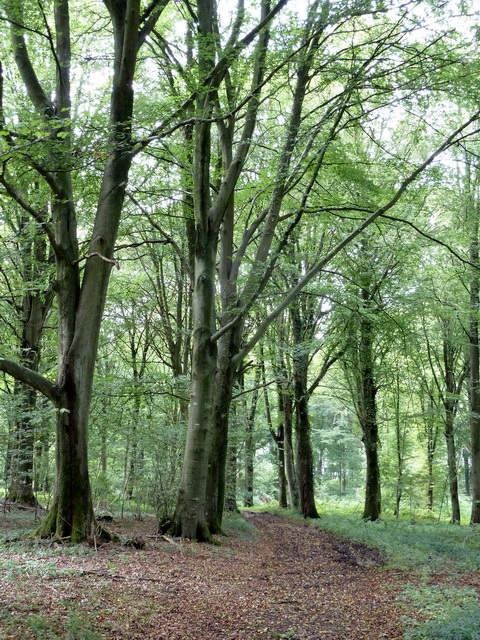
xmin=72 ymin=252 xmax=119 ymax=268
xmin=68 ymin=568 xmax=166 ymax=583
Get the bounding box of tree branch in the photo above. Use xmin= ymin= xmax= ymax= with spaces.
xmin=0 ymin=358 xmax=60 ymax=404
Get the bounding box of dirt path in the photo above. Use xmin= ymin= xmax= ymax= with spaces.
xmin=1 ymin=512 xmax=407 ymax=639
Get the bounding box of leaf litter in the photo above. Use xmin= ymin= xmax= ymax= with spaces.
xmin=0 ymin=511 xmax=414 ymax=639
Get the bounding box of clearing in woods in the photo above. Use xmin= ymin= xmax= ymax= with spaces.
xmin=0 ymin=509 xmax=415 ymax=639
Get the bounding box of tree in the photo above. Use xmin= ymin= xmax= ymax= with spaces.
xmin=0 ymin=0 xmax=169 ymax=541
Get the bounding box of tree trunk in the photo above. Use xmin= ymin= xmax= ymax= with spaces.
xmin=0 ymin=0 xmax=162 ymax=542
xmin=242 ymin=368 xmax=261 ymax=508
xmin=172 ymin=239 xmax=218 ymax=540
xmin=205 ymin=336 xmax=237 ymax=533
xmin=445 ymin=404 xmax=460 ymax=523
xmin=244 ymin=427 xmax=254 ymax=508
xmin=420 ymin=385 xmax=438 ymax=511
xmin=264 ymin=361 xmax=288 ymax=508
xmin=426 ymin=431 xmax=435 ymax=511
xmin=283 ymin=387 xmax=299 ymax=509
xmin=464 ymin=448 xmax=471 ymax=497
xmin=468 ymin=158 xmax=480 ymax=524
xmin=7 ymin=221 xmax=53 ymax=505
xmin=291 ymin=306 xmax=319 ymax=519
xmin=358 ymin=307 xmax=381 ymax=521
xmin=8 ymin=384 xmax=38 ymax=506
xmin=470 ymin=268 xmax=480 ymax=522
xmin=277 ymin=428 xmax=288 ymax=508
xmin=224 ymin=440 xmax=240 ymax=513
xmin=36 ymin=371 xmax=94 ymax=541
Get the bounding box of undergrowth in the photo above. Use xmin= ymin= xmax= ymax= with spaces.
xmin=401 ymin=585 xmax=480 ymax=640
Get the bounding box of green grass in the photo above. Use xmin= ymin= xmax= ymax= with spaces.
xmin=223 ymin=512 xmax=256 ymax=538
xmin=302 ymin=507 xmax=480 ymax=572
xmin=0 ymin=609 xmax=101 ymax=640
xmin=401 ymin=585 xmax=480 ymax=640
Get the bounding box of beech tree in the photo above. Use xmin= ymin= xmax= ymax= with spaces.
xmin=0 ymin=0 xmax=169 ymax=541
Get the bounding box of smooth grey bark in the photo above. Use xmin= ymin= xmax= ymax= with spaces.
xmin=174 ymin=0 xmax=287 ymax=539
xmin=464 ymin=448 xmax=471 ymax=497
xmin=263 ymin=360 xmax=288 ymax=508
xmin=393 ymin=373 xmax=405 ymax=517
xmin=442 ymin=333 xmax=464 ymax=524
xmin=279 ymin=371 xmax=299 ymax=509
xmin=124 ymin=305 xmax=150 ymax=500
xmin=224 ymin=438 xmax=240 ymax=513
xmin=204 ymin=1 xmax=333 ymax=531
xmin=418 ymin=382 xmax=439 ymax=511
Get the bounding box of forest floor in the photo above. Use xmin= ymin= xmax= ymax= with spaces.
xmin=0 ymin=507 xmax=473 ymax=640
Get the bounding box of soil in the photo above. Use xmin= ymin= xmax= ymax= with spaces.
xmin=0 ymin=510 xmax=409 ymax=639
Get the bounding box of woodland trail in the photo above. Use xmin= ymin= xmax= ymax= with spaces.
xmin=1 ymin=511 xmax=407 ymax=639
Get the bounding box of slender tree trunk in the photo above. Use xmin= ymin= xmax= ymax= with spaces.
xmin=468 ymin=159 xmax=480 ymax=523
xmin=172 ymin=239 xmax=218 ymax=540
xmin=7 ymin=222 xmax=52 ymax=505
xmin=358 ymin=309 xmax=381 ymax=521
xmin=291 ymin=314 xmax=319 ymax=518
xmin=393 ymin=373 xmax=405 ymax=518
xmin=205 ymin=340 xmax=237 ymax=533
xmin=394 ymin=419 xmax=403 ymax=518
xmin=242 ymin=368 xmax=261 ymax=508
xmin=420 ymin=386 xmax=438 ymax=511
xmin=276 ymin=426 xmax=288 ymax=508
xmin=282 ymin=385 xmax=299 ymax=509
xmin=426 ymin=429 xmax=435 ymax=511
xmin=8 ymin=383 xmax=38 ymax=506
xmin=470 ymin=269 xmax=480 ymax=522
xmin=440 ymin=325 xmax=463 ymax=523
xmin=262 ymin=359 xmax=288 ymax=508
xmin=464 ymin=448 xmax=471 ymax=497
xmin=444 ymin=403 xmax=460 ymax=523
xmin=270 ymin=403 xmax=288 ymax=508
xmin=224 ymin=440 xmax=240 ymax=513
xmin=244 ymin=427 xmax=254 ymax=508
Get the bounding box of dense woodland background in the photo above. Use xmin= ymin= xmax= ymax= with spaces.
xmin=1 ymin=0 xmax=480 ymax=540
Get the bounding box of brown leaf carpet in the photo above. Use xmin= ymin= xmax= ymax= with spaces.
xmin=1 ymin=511 xmax=406 ymax=639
